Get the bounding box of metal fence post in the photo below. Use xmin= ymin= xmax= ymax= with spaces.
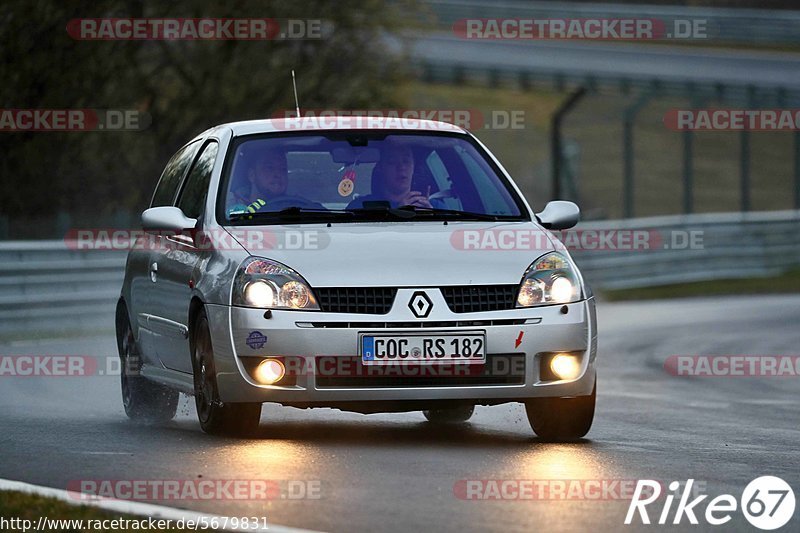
xmin=740 ymin=132 xmax=750 ymax=211
xmin=740 ymin=86 xmax=757 ymax=212
xmin=622 ymin=91 xmax=654 ymax=219
xmin=682 ymin=92 xmax=709 ymax=215
xmin=518 ymin=71 xmax=531 ymax=91
xmin=453 ymin=64 xmax=465 ymax=85
xmin=683 ymin=128 xmax=694 ymax=214
xmin=551 ymin=87 xmax=587 ymax=200
xmin=795 ymin=131 xmax=800 ymax=210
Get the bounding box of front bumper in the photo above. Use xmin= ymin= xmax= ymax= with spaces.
xmin=207 ymin=290 xmax=597 ymax=406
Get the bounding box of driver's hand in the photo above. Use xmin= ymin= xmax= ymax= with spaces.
xmin=400 ymin=190 xmax=432 ymax=208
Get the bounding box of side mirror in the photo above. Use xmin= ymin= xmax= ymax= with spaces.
xmin=536 ymin=201 xmax=580 ymax=230
xmin=141 ymin=206 xmax=197 ymax=233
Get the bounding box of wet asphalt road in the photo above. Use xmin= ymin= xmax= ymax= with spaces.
xmin=0 ymin=295 xmax=798 ymax=532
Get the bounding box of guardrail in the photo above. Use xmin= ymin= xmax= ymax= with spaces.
xmin=424 ymin=0 xmax=800 ymax=46
xmin=0 ymin=241 xmax=125 ymax=336
xmin=570 ymin=210 xmax=800 ymax=290
xmin=1 ymin=210 xmax=798 ymax=335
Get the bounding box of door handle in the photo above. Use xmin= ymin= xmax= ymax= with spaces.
xmin=149 ymin=262 xmax=158 ymax=283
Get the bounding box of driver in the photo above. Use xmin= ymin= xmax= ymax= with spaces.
xmin=347 ymin=143 xmax=438 ymax=209
xmin=227 ymin=149 xmax=288 ymax=214
xmin=228 ymin=149 xmax=321 ymax=215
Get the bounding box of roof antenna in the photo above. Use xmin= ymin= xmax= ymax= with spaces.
xmin=291 ymin=70 xmax=301 ymax=118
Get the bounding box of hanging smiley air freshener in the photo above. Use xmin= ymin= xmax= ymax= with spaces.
xmin=338 ymin=168 xmax=356 ymax=197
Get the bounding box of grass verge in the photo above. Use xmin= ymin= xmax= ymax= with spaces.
xmin=601 ymin=269 xmax=800 ymax=301
xmin=406 ymin=81 xmax=798 ymax=218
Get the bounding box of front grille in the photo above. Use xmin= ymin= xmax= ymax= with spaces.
xmin=315 ymin=354 xmax=525 ymax=388
xmin=315 ymin=287 xmax=397 ymax=315
xmin=440 ymin=285 xmax=519 ymax=313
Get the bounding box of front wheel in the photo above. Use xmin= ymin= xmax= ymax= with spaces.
xmin=423 ymin=405 xmax=475 ymax=423
xmin=525 ymin=380 xmax=596 ymax=441
xmin=192 ymin=309 xmax=261 ymax=437
xmin=119 ymin=315 xmax=178 ymax=422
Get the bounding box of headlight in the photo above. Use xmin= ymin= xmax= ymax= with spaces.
xmin=516 ymin=252 xmax=581 ymax=307
xmin=233 ymin=257 xmax=319 ymax=310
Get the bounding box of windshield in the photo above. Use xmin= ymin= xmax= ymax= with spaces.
xmin=218 ymin=132 xmax=527 ymax=224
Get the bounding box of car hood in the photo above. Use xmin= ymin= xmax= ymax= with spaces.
xmin=226 ymin=221 xmax=556 ymax=287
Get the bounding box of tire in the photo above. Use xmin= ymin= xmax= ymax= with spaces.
xmin=423 ymin=405 xmax=475 ymax=423
xmin=192 ymin=309 xmax=261 ymax=437
xmin=119 ymin=313 xmax=179 ymax=422
xmin=525 ymin=380 xmax=596 ymax=441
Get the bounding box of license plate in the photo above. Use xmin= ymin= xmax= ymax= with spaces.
xmin=360 ymin=332 xmax=486 ymax=365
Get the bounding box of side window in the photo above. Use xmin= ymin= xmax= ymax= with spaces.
xmin=456 ymin=146 xmax=510 ymax=214
xmin=177 ymin=141 xmax=219 ymax=219
xmin=151 ymin=141 xmax=201 ymax=207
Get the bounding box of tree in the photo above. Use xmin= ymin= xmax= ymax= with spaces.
xmin=0 ymin=0 xmax=416 ymax=223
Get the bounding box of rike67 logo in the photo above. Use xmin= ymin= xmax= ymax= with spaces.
xmin=626 ymin=477 xmax=795 ymax=530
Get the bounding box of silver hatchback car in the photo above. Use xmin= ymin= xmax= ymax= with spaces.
xmin=116 ymin=117 xmax=597 ymax=439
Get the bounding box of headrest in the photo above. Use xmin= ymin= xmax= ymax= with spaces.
xmin=370 ymin=161 xmax=387 ymax=195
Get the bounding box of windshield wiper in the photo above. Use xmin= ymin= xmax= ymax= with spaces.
xmin=397 ymin=206 xmax=506 ymax=221
xmin=229 ymin=207 xmax=355 ymax=222
xmin=347 ymin=204 xmax=417 ymax=220
xmin=229 ymin=206 xmax=510 ymax=223
xmin=275 ymin=206 xmax=355 ymax=218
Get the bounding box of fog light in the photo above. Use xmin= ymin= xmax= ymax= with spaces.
xmin=254 ymin=359 xmax=285 ymax=385
xmin=550 ymin=353 xmax=581 ymax=380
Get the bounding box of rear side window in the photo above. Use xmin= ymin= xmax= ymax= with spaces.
xmin=151 ymin=141 xmax=201 ymax=207
xmin=177 ymin=141 xmax=219 ymax=219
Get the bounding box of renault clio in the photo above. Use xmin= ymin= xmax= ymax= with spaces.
xmin=116 ymin=117 xmax=598 ymax=440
